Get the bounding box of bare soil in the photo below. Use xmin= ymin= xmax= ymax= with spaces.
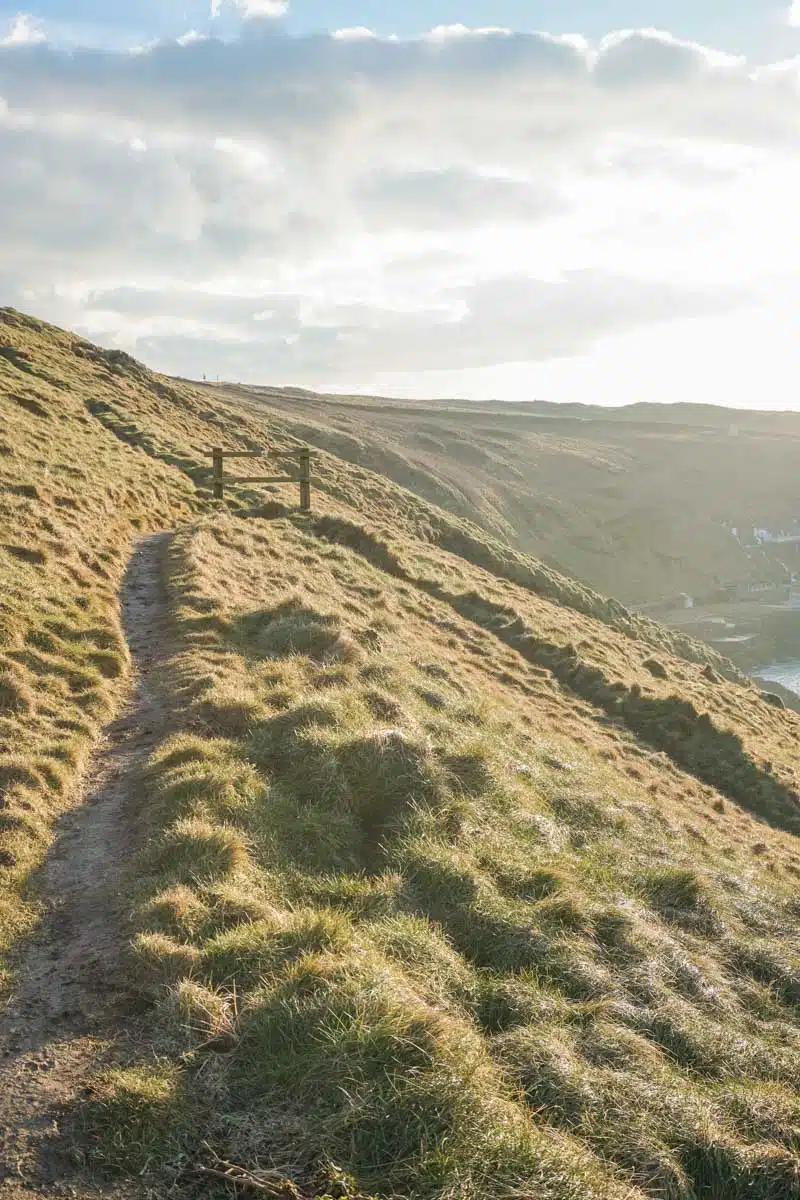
xmin=0 ymin=534 xmax=172 ymax=1198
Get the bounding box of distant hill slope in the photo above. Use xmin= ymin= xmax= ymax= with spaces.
xmin=3 ymin=309 xmax=800 ymax=1198
xmin=217 ymin=381 xmax=800 ymax=606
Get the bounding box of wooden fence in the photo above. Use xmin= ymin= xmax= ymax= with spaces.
xmin=205 ymin=446 xmax=312 ymax=511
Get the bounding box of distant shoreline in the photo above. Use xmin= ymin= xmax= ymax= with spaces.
xmin=752 ymin=673 xmax=800 ymax=712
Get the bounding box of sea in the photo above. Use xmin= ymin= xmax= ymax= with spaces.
xmin=755 ymin=661 xmax=800 ymax=698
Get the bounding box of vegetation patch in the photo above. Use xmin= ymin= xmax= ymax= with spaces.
xmin=4 ymin=313 xmax=800 ymax=1199
xmin=82 ymin=515 xmax=800 ymax=1198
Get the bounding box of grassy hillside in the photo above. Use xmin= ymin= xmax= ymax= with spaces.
xmin=0 ymin=310 xmax=197 ymax=982
xmin=218 ymin=382 xmax=800 ymax=606
xmin=3 ymin=309 xmax=800 ymax=1198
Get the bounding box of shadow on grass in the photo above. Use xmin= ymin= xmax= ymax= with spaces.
xmin=246 ymin=704 xmax=454 ymax=875
xmin=307 ymin=517 xmax=800 ymax=837
xmin=86 ymin=400 xmax=212 ymax=490
xmin=442 ymin=591 xmax=800 ymax=837
xmin=308 ymin=512 xmax=739 ymax=680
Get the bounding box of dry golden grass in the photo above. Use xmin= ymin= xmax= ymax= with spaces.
xmin=0 ymin=309 xmax=197 ymax=985
xmin=4 ymin=309 xmax=800 ymax=1198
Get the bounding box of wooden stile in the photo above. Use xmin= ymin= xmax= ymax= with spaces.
xmin=299 ymin=448 xmax=311 ymax=513
xmin=205 ymin=446 xmax=312 ymax=510
xmin=212 ymin=447 xmax=224 ymax=501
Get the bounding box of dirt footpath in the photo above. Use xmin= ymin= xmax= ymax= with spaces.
xmin=0 ymin=533 xmax=172 ymax=1198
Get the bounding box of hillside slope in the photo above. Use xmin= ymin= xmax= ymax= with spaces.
xmin=2 ymin=310 xmax=800 ymax=1199
xmin=218 ymin=382 xmax=800 ymax=606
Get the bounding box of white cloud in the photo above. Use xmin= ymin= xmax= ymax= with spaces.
xmin=211 ymin=0 xmax=288 ymax=18
xmin=790 ymin=3 xmax=800 ymax=27
xmin=176 ymin=30 xmax=209 ymax=47
xmin=425 ymin=25 xmax=513 ymax=42
xmin=597 ymin=27 xmax=745 ymax=73
xmin=1 ymin=23 xmax=799 ymax=405
xmin=1 ymin=12 xmax=45 ymax=46
xmin=332 ymin=27 xmax=379 ymax=42
xmin=238 ymin=0 xmax=289 ymax=16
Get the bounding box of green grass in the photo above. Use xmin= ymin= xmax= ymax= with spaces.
xmin=76 ymin=513 xmax=800 ymax=1198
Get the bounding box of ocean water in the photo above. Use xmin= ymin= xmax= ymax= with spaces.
xmin=756 ymin=661 xmax=800 ymax=697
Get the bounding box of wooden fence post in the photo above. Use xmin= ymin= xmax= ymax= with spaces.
xmin=212 ymin=448 xmax=224 ymax=501
xmin=299 ymin=448 xmax=311 ymax=512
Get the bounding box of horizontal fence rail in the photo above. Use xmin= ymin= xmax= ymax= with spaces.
xmin=203 ymin=446 xmax=312 ymax=511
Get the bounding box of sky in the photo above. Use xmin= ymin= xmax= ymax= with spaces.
xmin=1 ymin=3 xmax=800 ymax=407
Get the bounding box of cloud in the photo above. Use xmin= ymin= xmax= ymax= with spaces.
xmin=0 ymin=23 xmax=798 ymax=401
xmin=211 ymin=0 xmax=288 ymax=18
xmin=0 ymin=26 xmax=785 ymax=152
xmin=1 ymin=12 xmax=45 ymax=46
xmin=332 ymin=27 xmax=379 ymax=42
xmin=596 ymin=28 xmax=745 ymax=80
xmin=357 ymin=168 xmax=566 ymax=231
xmin=96 ymin=268 xmax=743 ymax=387
xmin=790 ymin=3 xmax=800 ymax=27
xmin=239 ymin=0 xmax=289 ymax=15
